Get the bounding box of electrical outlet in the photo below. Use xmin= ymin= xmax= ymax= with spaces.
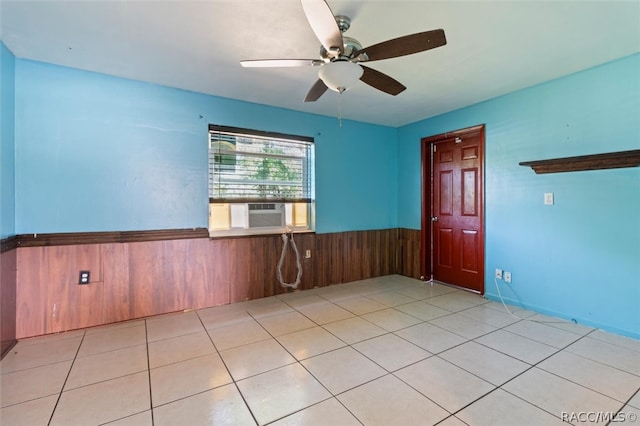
xmin=504 ymin=271 xmax=512 ymax=283
xmin=79 ymin=270 xmax=90 ymax=285
xmin=495 ymin=268 xmax=503 ymax=280
xmin=305 ymin=249 xmax=312 ymax=259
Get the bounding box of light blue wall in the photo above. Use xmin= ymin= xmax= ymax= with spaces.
xmin=10 ymin=50 xmax=640 ymax=337
xmin=398 ymin=53 xmax=640 ymax=339
xmin=14 ymin=59 xmax=397 ymax=234
xmin=0 ymin=42 xmax=16 ymax=239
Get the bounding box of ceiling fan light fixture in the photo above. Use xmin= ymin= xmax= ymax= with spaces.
xmin=318 ymin=61 xmax=363 ymax=93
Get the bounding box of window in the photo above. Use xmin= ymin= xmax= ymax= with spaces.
xmin=208 ymin=124 xmax=314 ymax=236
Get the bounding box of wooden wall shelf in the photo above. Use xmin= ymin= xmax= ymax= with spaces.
xmin=519 ymin=149 xmax=640 ymax=174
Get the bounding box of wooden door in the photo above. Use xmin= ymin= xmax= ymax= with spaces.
xmin=421 ymin=125 xmax=485 ymax=293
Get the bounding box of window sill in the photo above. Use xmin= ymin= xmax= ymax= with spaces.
xmin=208 ymin=228 xmax=315 ymax=240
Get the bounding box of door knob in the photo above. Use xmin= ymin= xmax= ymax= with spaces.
xmin=431 ymin=216 xmax=438 ymax=222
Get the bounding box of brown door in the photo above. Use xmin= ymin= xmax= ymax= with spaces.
xmin=421 ymin=125 xmax=485 ymax=293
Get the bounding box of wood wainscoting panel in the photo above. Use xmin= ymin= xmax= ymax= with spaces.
xmin=104 ymin=238 xmax=231 ymax=324
xmin=1 ymin=248 xmax=18 ymax=358
xmin=229 ymin=237 xmax=265 ymax=303
xmin=157 ymin=239 xmax=191 ymax=314
xmin=398 ymin=228 xmax=422 ymax=280
xmin=185 ymin=238 xmax=230 ymax=310
xmin=127 ymin=241 xmax=164 ymax=319
xmin=101 ymin=243 xmax=132 ymax=324
xmin=342 ymin=232 xmax=363 ymax=283
xmin=44 ymin=244 xmax=104 ymax=334
xmin=321 ymin=232 xmax=344 ymax=286
xmin=16 ymin=247 xmax=49 ymax=338
xmin=174 ymin=237 xmax=230 ymax=310
xmin=16 ymin=245 xmax=104 ymax=337
xmin=228 ymin=233 xmax=325 ymax=302
xmin=371 ymin=229 xmax=397 ymax=278
xmin=296 ymin=232 xmax=324 ymax=289
xmin=15 ymin=228 xmax=406 ymax=338
xmin=295 ymin=233 xmax=319 ymax=291
xmin=208 ymin=238 xmax=232 ymax=305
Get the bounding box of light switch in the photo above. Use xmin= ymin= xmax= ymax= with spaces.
xmin=544 ymin=192 xmax=554 ymax=205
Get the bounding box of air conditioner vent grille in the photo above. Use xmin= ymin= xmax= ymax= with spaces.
xmin=248 ymin=203 xmax=284 ymax=228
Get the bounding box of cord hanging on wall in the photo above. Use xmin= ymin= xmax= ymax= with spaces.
xmin=277 ymin=231 xmax=303 ymax=289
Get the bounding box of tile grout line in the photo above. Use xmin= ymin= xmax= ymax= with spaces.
xmin=523 ymin=328 xmax=640 ymax=405
xmin=555 ymin=330 xmax=640 ymax=376
xmin=195 ymin=308 xmax=260 ymax=426
xmin=262 ymin=287 xmax=455 ymax=424
xmin=468 ymin=330 xmax=610 ymax=425
xmin=244 ymin=302 xmax=342 ymax=424
xmin=333 ymin=288 xmax=586 ymax=422
xmin=420 ymin=318 xmax=595 ymax=421
xmin=286 ymin=280 xmax=608 ymax=423
xmin=231 ymin=293 xmax=391 ymax=425
xmin=143 ymin=319 xmax=156 ymax=426
xmin=616 ymin=387 xmax=640 ymax=419
xmin=46 ymin=329 xmax=87 ymax=426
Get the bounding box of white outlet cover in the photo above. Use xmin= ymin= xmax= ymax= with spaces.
xmin=544 ymin=192 xmax=554 ymax=205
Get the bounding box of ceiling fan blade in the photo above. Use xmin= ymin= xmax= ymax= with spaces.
xmin=360 ymin=65 xmax=406 ymax=96
xmin=304 ymin=79 xmax=329 ymax=102
xmin=301 ymin=0 xmax=344 ymax=54
xmin=241 ymin=59 xmax=323 ymax=68
xmin=356 ymin=29 xmax=446 ymax=62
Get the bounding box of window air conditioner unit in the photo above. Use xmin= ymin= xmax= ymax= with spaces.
xmin=247 ymin=203 xmax=285 ymax=229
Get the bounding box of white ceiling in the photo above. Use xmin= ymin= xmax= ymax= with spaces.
xmin=2 ymin=0 xmax=639 ymax=127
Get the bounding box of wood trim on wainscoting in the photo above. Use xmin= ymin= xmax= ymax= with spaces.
xmin=1 ymin=236 xmax=18 ymax=253
xmin=15 ymin=228 xmax=210 ymax=247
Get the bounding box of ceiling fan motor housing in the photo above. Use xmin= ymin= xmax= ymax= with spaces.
xmin=317 ymin=15 xmax=368 ymax=62
xmin=320 ymin=36 xmax=366 ymax=61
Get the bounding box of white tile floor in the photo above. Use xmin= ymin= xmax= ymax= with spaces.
xmin=1 ymin=275 xmax=639 ymax=425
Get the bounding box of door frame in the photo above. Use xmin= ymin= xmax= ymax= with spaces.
xmin=420 ymin=124 xmax=486 ymax=292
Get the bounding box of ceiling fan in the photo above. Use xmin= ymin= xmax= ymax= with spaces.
xmin=240 ymin=0 xmax=447 ymax=102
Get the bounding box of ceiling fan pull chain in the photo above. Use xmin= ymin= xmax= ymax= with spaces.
xmin=338 ymin=92 xmax=343 ymax=127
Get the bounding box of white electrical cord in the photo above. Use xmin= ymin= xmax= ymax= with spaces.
xmin=277 ymin=231 xmax=303 ymax=289
xmin=493 ymin=277 xmax=576 ymax=324
xmin=494 ymin=276 xmax=524 ymax=320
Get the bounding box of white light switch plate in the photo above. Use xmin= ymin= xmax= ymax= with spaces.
xmin=544 ymin=192 xmax=554 ymax=205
